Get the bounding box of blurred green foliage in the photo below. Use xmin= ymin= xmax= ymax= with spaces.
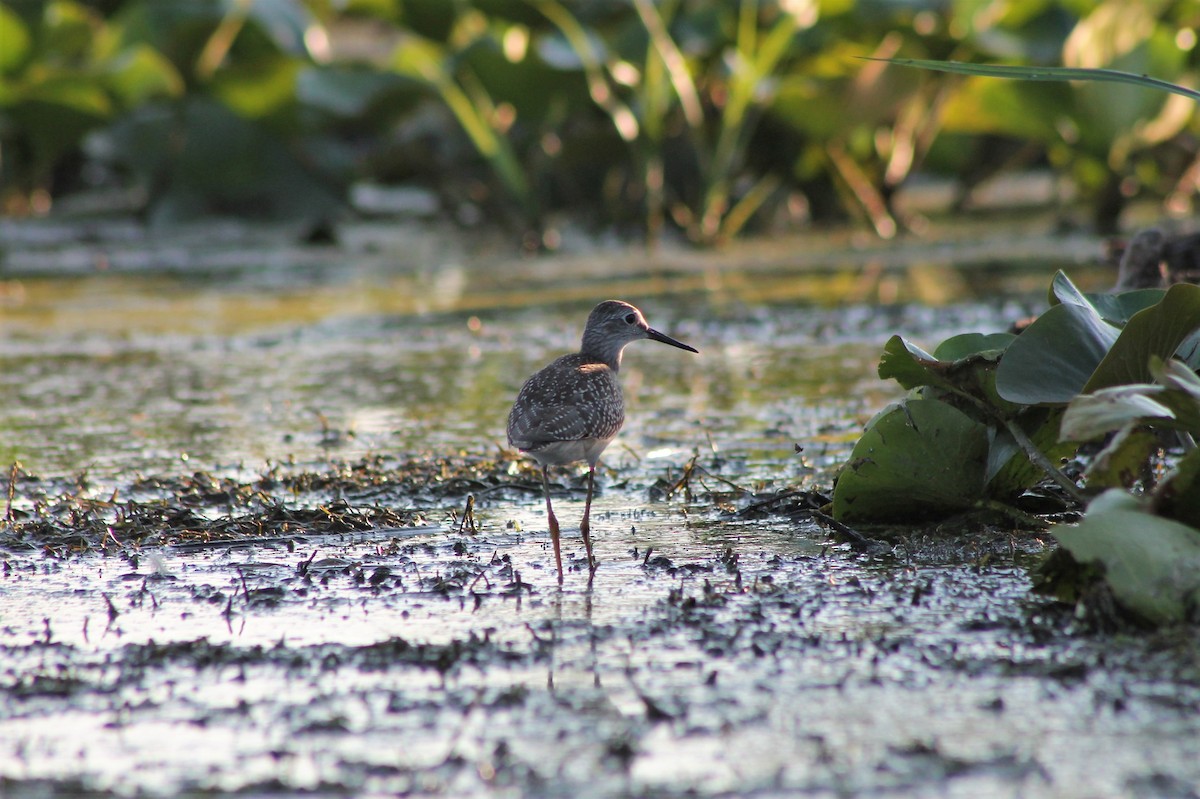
xmin=2 ymin=0 xmax=1199 ymax=239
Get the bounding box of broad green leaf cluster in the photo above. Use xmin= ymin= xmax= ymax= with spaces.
xmin=2 ymin=1 xmax=1199 ymax=237
xmin=835 ymin=271 xmax=1200 ymax=624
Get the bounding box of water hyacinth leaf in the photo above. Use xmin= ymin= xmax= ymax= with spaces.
xmin=1059 ymin=385 xmax=1174 ymax=442
xmin=210 ymin=56 xmax=302 ymax=118
xmin=1047 ymin=269 xmax=1096 ymax=310
xmin=1066 ymin=6 xmax=1186 ymax=151
xmin=145 ymin=98 xmax=344 ymax=222
xmin=1047 ymin=276 xmax=1165 ymax=328
xmin=995 ymin=301 xmax=1120 ymax=405
xmin=6 ymin=78 xmax=113 ymax=172
xmin=1176 ymin=330 xmax=1200 ymax=371
xmin=1050 ymin=490 xmax=1200 ymax=625
xmin=1084 ymin=283 xmax=1200 ymax=393
xmin=0 ymin=4 xmax=30 ymax=74
xmin=1062 ymin=378 xmax=1200 ymax=440
xmin=1153 ymin=447 xmax=1200 ymax=529
xmin=938 ymin=74 xmax=1066 ymax=141
xmin=877 ymin=336 xmax=951 ymax=391
xmin=245 ymin=0 xmax=323 ymax=57
xmin=932 ymin=332 xmax=1015 ymax=362
xmin=832 ymin=398 xmax=989 ymax=523
xmin=1084 ymin=289 xmax=1166 ymax=326
xmin=877 ymin=334 xmax=1012 ymax=398
xmin=295 ymin=66 xmax=416 ymax=117
xmin=1147 ymin=388 xmax=1200 ymax=435
xmin=103 ymin=44 xmax=185 ymax=106
xmin=1082 ymin=426 xmax=1160 ymax=490
xmin=1151 ymin=355 xmax=1200 ymax=401
xmin=985 ymin=407 xmax=1075 ymax=498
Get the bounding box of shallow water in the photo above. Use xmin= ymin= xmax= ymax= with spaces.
xmin=4 ymin=216 xmax=1199 ymax=798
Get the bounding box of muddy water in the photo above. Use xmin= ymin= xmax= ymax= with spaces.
xmin=4 ymin=217 xmax=1200 ymax=797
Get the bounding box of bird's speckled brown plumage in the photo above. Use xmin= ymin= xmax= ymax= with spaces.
xmin=507 ymin=355 xmax=624 ymax=467
xmin=507 ymin=300 xmax=697 ymax=583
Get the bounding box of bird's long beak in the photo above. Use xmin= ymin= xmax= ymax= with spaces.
xmin=646 ymin=327 xmax=698 ymax=353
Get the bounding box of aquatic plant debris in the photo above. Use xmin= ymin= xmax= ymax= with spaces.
xmin=3 ymin=452 xmax=1200 ymax=797
xmin=3 ymin=228 xmax=1200 ymax=796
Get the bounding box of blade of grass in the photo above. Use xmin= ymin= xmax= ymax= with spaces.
xmin=632 ymin=0 xmax=703 ymax=129
xmin=696 ymin=6 xmax=798 ymax=242
xmin=870 ymin=58 xmax=1200 ymax=103
xmin=717 ymin=172 xmax=780 ymax=242
xmin=395 ymin=36 xmax=533 ymax=215
xmin=533 ymin=0 xmax=639 ymax=141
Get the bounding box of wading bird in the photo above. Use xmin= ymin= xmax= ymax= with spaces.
xmin=507 ymin=301 xmax=698 ymax=583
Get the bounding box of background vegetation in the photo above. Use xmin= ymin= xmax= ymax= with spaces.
xmin=3 ymin=0 xmax=1200 ymax=244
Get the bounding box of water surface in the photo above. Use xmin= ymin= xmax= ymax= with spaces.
xmin=5 ymin=216 xmax=1196 ymax=798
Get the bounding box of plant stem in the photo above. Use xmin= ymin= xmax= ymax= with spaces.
xmin=1002 ymin=416 xmax=1088 ymax=506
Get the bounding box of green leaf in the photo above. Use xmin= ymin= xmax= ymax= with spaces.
xmin=1176 ymin=330 xmax=1200 ymax=371
xmin=1082 ymin=289 xmax=1165 ymax=326
xmin=985 ymin=407 xmax=1075 ymax=498
xmin=1082 ymin=426 xmax=1160 ymax=490
xmin=135 ymin=97 xmax=344 ymax=222
xmin=1153 ymin=447 xmax=1200 ymax=529
xmin=1069 ymin=14 xmax=1185 ymax=150
xmin=41 ymin=0 xmax=98 ymax=62
xmin=932 ymin=332 xmax=1015 ymax=362
xmin=833 ymin=398 xmax=989 ymax=523
xmin=1047 ymin=269 xmax=1096 ymax=309
xmin=879 ymin=333 xmax=1022 ymax=425
xmin=245 ymin=0 xmax=321 ymax=58
xmin=103 ymin=44 xmax=184 ymax=106
xmin=4 ymin=74 xmax=113 ymax=170
xmin=15 ymin=74 xmax=113 ymax=116
xmin=1084 ymin=283 xmax=1200 ymax=393
xmin=295 ymin=65 xmax=413 ymax=117
xmin=995 ymin=301 xmax=1120 ymax=405
xmin=1044 ymin=273 xmax=1163 ymax=324
xmin=1151 ymin=356 xmax=1200 ymax=401
xmin=390 ymin=33 xmax=534 ymax=216
xmin=1059 ymin=385 xmax=1174 ymax=441
xmin=210 ymin=55 xmax=302 ymax=118
xmin=877 ymin=335 xmax=950 ymax=391
xmin=938 ymin=76 xmax=1067 ymax=141
xmin=870 ymin=57 xmax=1200 ymax=104
xmin=1050 ymin=490 xmax=1200 ymax=625
xmin=0 ymin=3 xmax=30 ymax=74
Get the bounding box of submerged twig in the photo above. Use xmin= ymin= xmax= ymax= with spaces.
xmin=5 ymin=461 xmax=17 ymax=525
xmin=666 ymin=454 xmax=699 ymax=500
xmin=811 ymin=510 xmax=885 ymax=554
xmin=101 ymin=592 xmax=120 ymax=622
xmin=693 ymin=464 xmax=752 ymax=495
xmin=456 ymin=494 xmax=477 ymax=534
xmin=977 ymin=498 xmax=1051 ymax=530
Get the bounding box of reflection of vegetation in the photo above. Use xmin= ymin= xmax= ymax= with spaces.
xmin=836 ymin=271 xmax=1200 ymax=625
xmin=1 ymin=1 xmax=1198 ymax=238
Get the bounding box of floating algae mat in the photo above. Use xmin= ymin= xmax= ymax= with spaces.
xmin=3 ymin=219 xmax=1200 ymax=797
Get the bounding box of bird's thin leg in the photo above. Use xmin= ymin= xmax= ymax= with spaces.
xmin=542 ymin=466 xmax=563 ymax=584
xmin=581 ymin=465 xmax=597 ymax=572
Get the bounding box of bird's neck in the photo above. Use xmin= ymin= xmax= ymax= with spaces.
xmin=580 ymin=336 xmax=624 ymax=372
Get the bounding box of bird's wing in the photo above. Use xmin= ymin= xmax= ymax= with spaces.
xmin=507 ymin=358 xmax=623 ymax=449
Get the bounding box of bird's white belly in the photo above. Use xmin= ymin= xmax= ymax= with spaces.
xmin=526 ymin=436 xmax=615 ymax=468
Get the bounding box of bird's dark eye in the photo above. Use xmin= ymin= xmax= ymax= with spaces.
xmin=624 ymin=313 xmax=637 ymax=324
